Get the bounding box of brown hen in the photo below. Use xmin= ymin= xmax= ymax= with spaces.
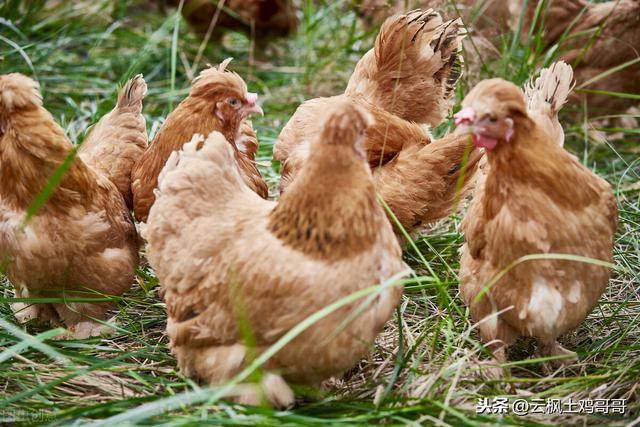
xmin=528 ymin=0 xmax=640 ymax=116
xmin=145 ymin=101 xmax=407 ymax=407
xmin=131 ymin=59 xmax=267 ymax=223
xmin=358 ymin=1 xmax=515 ymax=38
xmin=275 ymin=9 xmax=480 ymax=232
xmin=456 ymin=63 xmax=617 ymax=377
xmin=0 ymin=74 xmax=141 ymax=339
xmin=161 ymin=0 xmax=298 ymax=40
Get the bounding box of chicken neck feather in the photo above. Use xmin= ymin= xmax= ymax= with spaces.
xmin=484 ymin=117 xmax=600 ymax=213
xmin=0 ymin=108 xmax=95 ymax=212
xmin=268 ymin=138 xmax=384 ymax=261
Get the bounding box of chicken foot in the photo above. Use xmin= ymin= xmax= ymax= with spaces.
xmin=536 ymin=339 xmax=578 ymax=374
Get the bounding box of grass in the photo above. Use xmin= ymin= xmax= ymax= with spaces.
xmin=1 ymin=0 xmax=639 ymax=425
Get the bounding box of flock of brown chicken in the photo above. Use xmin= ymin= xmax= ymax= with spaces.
xmin=0 ymin=0 xmax=628 ymax=407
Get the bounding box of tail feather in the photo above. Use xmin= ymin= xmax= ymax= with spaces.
xmin=524 ymin=61 xmax=574 ymax=146
xmin=155 ymin=135 xmax=200 ymax=195
xmin=154 ymin=132 xmax=252 ymax=216
xmin=79 ymin=75 xmax=148 ymax=208
xmin=0 ymin=73 xmax=42 ymax=112
xmin=525 ymin=61 xmax=574 ymax=117
xmin=116 ymin=74 xmax=147 ymax=112
xmin=375 ymin=9 xmax=443 ymax=75
xmin=346 ymin=9 xmax=466 ymax=127
xmin=433 ymin=18 xmax=466 ymax=100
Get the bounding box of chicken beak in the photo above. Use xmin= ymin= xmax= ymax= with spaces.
xmin=244 ymin=103 xmax=264 ymax=117
xmin=242 ymin=92 xmax=264 ymax=117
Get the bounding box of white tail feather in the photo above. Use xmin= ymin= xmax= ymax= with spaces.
xmin=524 ymin=61 xmax=575 ymax=146
xmin=156 ymin=134 xmax=204 ymax=193
xmin=525 ymin=61 xmax=575 ymax=117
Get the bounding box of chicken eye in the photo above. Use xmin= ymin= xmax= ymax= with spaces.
xmin=227 ymin=98 xmax=241 ymax=108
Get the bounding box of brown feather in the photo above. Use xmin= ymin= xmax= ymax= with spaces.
xmin=0 ymin=73 xmax=139 ymax=338
xmin=79 ymin=75 xmax=148 ymax=209
xmin=145 ymin=101 xmax=406 ymax=407
xmin=172 ymin=0 xmax=298 ymax=38
xmin=131 ymin=61 xmax=267 ymax=222
xmin=346 ymin=9 xmax=465 ymax=127
xmin=459 ymin=78 xmax=617 ymax=373
xmin=274 ymin=9 xmax=478 ymax=233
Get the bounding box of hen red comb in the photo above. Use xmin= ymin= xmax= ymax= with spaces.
xmin=454 ymin=107 xmax=475 ymax=125
xmin=246 ymin=92 xmax=258 ymax=105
